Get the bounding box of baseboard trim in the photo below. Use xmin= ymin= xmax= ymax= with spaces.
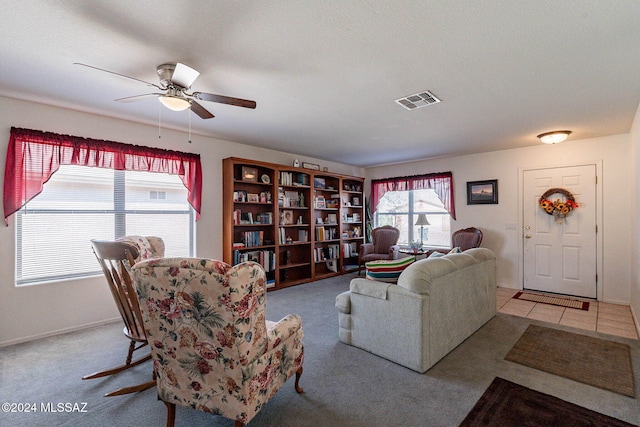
xmin=0 ymin=317 xmax=120 ymax=347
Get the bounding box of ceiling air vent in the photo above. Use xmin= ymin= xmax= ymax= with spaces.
xmin=395 ymin=90 xmax=441 ymax=110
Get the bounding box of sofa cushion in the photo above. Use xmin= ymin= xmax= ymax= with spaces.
xmin=365 ymin=256 xmax=415 ymax=283
xmin=397 ymin=257 xmax=459 ymax=294
xmin=428 ymin=251 xmax=445 ymax=259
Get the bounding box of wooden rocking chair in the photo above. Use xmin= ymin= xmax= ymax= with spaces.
xmin=83 ymin=239 xmax=155 ymax=397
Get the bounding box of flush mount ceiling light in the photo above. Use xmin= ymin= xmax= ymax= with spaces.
xmin=537 ymin=130 xmax=572 ymax=144
xmin=395 ymin=90 xmax=441 ymax=110
xmin=159 ymin=95 xmax=191 ymax=111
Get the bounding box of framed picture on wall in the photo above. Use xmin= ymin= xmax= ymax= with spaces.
xmin=467 ymin=179 xmax=498 ymax=204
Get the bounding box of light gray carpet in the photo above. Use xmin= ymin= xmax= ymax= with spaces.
xmin=1 ymin=273 xmax=639 ymax=426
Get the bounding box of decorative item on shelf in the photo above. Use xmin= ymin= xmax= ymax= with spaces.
xmin=539 ymin=188 xmax=579 ymax=223
xmin=261 ymin=174 xmax=270 ymax=184
xmin=315 ymin=196 xmax=326 ymax=209
xmin=302 ymin=162 xmax=320 ymax=170
xmin=415 ymin=214 xmax=430 ymax=247
xmin=293 ymin=158 xmax=300 ymax=167
xmin=241 ymin=166 xmax=258 ymax=182
xmin=247 ymin=193 xmax=259 ymax=203
xmin=280 ymin=210 xmax=294 ymax=225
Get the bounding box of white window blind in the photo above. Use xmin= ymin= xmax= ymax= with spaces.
xmin=375 ymin=188 xmax=450 ymax=247
xmin=16 ymin=164 xmax=194 ymax=285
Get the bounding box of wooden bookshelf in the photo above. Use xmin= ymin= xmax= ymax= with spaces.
xmin=223 ymin=157 xmax=364 ymax=290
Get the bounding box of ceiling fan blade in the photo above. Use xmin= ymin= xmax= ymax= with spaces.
xmin=114 ymin=93 xmax=162 ymax=103
xmin=171 ymin=63 xmax=200 ymax=88
xmin=190 ymin=100 xmax=215 ymax=119
xmin=74 ymin=63 xmax=163 ymax=89
xmin=192 ymin=92 xmax=257 ymax=109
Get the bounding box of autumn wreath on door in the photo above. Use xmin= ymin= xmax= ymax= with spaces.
xmin=539 ymin=188 xmax=579 ymax=223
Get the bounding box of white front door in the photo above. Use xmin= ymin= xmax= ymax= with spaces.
xmin=523 ymin=165 xmax=597 ymax=298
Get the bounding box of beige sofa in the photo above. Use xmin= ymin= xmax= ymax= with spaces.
xmin=335 ymin=248 xmax=496 ymax=373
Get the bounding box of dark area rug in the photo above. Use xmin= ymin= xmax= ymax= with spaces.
xmin=460 ymin=377 xmax=638 ymax=427
xmin=505 ymin=324 xmax=635 ymax=397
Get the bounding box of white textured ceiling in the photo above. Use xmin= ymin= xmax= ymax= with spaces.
xmin=1 ymin=1 xmax=639 ymax=167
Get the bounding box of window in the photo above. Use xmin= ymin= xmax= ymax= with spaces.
xmin=4 ymin=127 xmax=202 ymax=285
xmin=371 ymin=172 xmax=455 ymax=248
xmin=375 ymin=188 xmax=451 ymax=247
xmin=16 ymin=165 xmax=194 ymax=285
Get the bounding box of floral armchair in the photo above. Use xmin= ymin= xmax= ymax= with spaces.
xmin=132 ymin=258 xmax=304 ymax=427
xmin=117 ymin=235 xmax=165 ymax=262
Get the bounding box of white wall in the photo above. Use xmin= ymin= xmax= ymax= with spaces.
xmin=0 ymin=96 xmax=364 ymax=346
xmin=630 ymin=102 xmax=640 ymax=327
xmin=366 ymin=133 xmax=632 ymax=305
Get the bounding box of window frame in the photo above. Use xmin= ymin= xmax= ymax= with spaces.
xmin=374 ymin=188 xmax=451 ymax=248
xmin=14 ymin=167 xmax=195 ymax=285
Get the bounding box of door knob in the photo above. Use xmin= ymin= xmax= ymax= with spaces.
xmin=525 ymin=234 xmax=532 ymax=239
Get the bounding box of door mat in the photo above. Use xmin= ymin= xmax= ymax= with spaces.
xmin=505 ymin=324 xmax=635 ymax=397
xmin=460 ymin=377 xmax=637 ymax=427
xmin=513 ymin=291 xmax=590 ymax=310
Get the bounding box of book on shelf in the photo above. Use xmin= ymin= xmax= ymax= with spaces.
xmin=314 ymin=244 xmax=340 ymax=262
xmin=234 ymin=210 xmax=273 ymax=225
xmin=342 ymin=242 xmax=359 ymax=258
xmin=242 ymin=231 xmax=264 ymax=247
xmin=298 ymin=229 xmax=308 ymax=242
xmin=233 ymin=249 xmax=276 ymax=272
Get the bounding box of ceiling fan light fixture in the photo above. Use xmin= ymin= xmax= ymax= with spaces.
xmin=159 ymin=95 xmax=191 ymax=111
xmin=537 ymin=130 xmax=572 ymax=144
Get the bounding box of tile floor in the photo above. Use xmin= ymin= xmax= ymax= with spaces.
xmin=497 ymin=287 xmax=639 ymax=340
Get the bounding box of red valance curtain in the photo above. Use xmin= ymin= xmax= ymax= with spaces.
xmin=3 ymin=127 xmax=202 ymax=223
xmin=371 ymin=172 xmax=456 ymax=220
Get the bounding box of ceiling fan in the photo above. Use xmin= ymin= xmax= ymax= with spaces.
xmin=74 ymin=62 xmax=256 ymax=119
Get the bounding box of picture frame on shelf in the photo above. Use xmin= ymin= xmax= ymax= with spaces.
xmin=280 ymin=210 xmax=294 ymax=225
xmin=236 ymin=190 xmax=247 ymax=202
xmin=241 ymin=166 xmax=258 ymax=182
xmin=247 ymin=193 xmax=259 ymax=203
xmin=352 ymin=196 xmax=360 ymax=206
xmin=315 ymin=196 xmax=326 ymax=209
xmin=314 ymin=177 xmax=326 ymax=188
xmin=467 ymin=179 xmax=498 ymax=205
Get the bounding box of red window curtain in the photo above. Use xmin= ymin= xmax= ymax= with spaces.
xmin=3 ymin=127 xmax=202 ymax=223
xmin=371 ymin=172 xmax=456 ymax=220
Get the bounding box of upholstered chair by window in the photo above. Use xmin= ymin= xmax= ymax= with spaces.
xmin=432 ymin=228 xmax=483 ymax=255
xmin=358 ymin=225 xmax=400 ymax=275
xmin=451 ymin=227 xmax=483 ymax=251
xmin=132 ymin=258 xmax=304 ymax=427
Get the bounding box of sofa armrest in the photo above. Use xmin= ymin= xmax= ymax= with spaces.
xmin=350 ymin=278 xmax=395 ymax=299
xmin=335 ymin=291 xmax=351 ymax=313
